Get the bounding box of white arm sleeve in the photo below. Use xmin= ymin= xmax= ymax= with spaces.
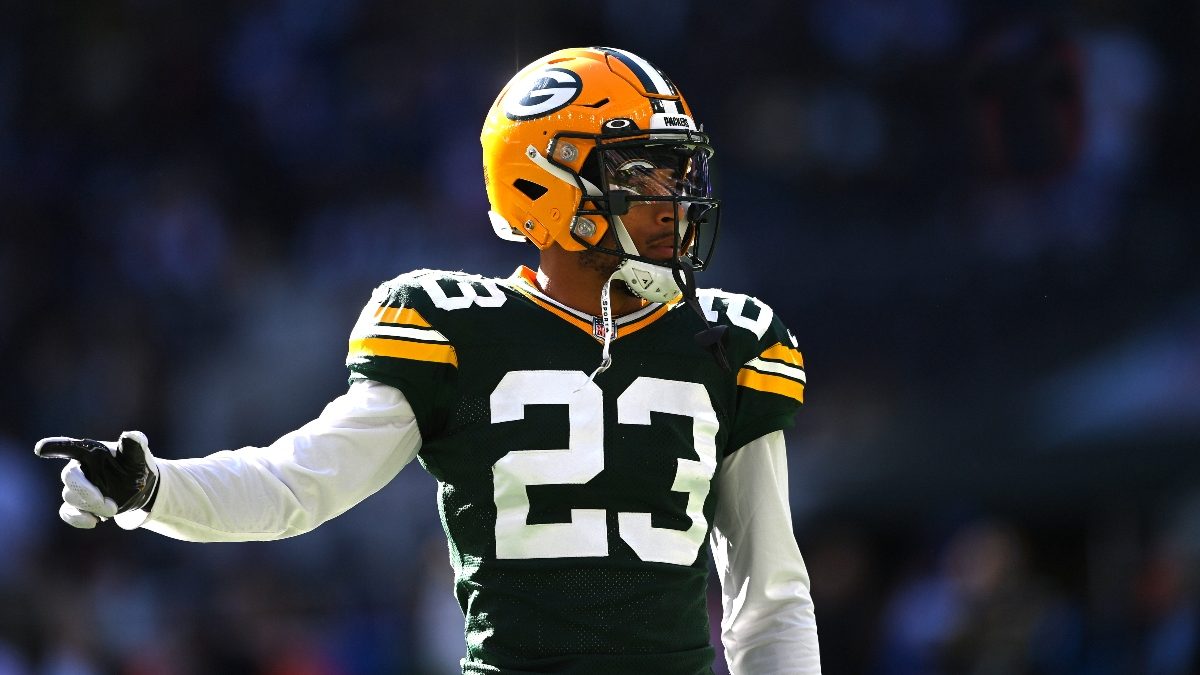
xmin=709 ymin=430 xmax=821 ymax=674
xmin=113 ymin=379 xmax=422 ymax=542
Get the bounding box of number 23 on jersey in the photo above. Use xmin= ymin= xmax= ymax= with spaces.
xmin=491 ymin=370 xmax=718 ymax=566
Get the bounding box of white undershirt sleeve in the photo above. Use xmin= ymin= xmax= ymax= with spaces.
xmin=709 ymin=430 xmax=821 ymax=674
xmin=112 ymin=379 xmax=422 ymax=542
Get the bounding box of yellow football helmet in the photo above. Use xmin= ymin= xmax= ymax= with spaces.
xmin=481 ymin=47 xmax=720 ymax=303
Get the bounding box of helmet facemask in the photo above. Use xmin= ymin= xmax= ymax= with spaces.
xmin=547 ymin=124 xmax=721 ymax=303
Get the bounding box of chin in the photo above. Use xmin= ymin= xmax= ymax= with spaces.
xmin=579 ymin=248 xmax=622 ymax=275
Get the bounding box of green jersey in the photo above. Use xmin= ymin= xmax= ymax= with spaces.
xmin=346 ymin=267 xmax=806 ymax=675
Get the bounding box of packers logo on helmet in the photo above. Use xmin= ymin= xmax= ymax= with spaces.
xmin=503 ymin=67 xmax=583 ymax=121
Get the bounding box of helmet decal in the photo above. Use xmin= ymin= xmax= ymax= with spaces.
xmin=595 ymin=47 xmax=682 ymax=115
xmin=503 ymin=67 xmax=583 ymax=121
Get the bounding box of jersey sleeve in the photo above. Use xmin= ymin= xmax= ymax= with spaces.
xmin=346 ymin=272 xmax=459 ymax=438
xmin=712 ymin=294 xmax=806 ymax=454
xmin=710 ymin=430 xmax=821 ymax=672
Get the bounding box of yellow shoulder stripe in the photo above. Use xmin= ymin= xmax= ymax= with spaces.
xmin=348 ymin=337 xmax=458 ymax=367
xmin=760 ymin=342 xmax=804 ymax=367
xmin=737 ymin=368 xmax=805 ymax=403
xmin=374 ymin=306 xmax=431 ymax=327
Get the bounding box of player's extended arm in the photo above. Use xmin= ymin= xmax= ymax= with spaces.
xmin=35 ymin=379 xmax=422 ymax=541
xmin=708 ymin=430 xmax=821 ymax=674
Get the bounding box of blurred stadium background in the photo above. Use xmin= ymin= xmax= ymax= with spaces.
xmin=2 ymin=1 xmax=1198 ymax=673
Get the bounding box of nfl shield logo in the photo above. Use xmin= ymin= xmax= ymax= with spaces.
xmin=592 ymin=317 xmax=614 ymax=339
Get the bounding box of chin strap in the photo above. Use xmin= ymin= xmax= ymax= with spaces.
xmin=585 ymin=269 xmax=619 ymax=383
xmin=672 ymin=266 xmax=731 ymax=372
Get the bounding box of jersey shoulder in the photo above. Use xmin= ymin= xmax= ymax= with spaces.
xmin=347 ymin=269 xmax=500 ymax=370
xmin=697 ymin=287 xmax=806 ymax=406
xmin=344 ymin=270 xmax=515 ymax=432
xmin=371 ymin=268 xmax=510 ymax=319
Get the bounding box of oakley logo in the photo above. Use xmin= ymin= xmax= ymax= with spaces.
xmin=504 ymin=68 xmax=582 ymax=121
xmin=604 ymin=118 xmax=636 ymax=130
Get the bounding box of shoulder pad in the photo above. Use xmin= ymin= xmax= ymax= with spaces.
xmin=696 ymin=288 xmax=774 ymax=340
xmin=377 ymin=269 xmax=509 ymax=314
xmin=348 ymin=270 xmax=511 ymax=369
xmin=349 ymin=271 xmax=484 ymax=368
xmin=699 ymin=288 xmax=805 ymax=405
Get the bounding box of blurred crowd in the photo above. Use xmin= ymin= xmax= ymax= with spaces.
xmin=1 ymin=1 xmax=1197 ymax=673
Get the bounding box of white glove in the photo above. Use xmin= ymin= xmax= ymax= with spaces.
xmin=34 ymin=430 xmax=160 ymax=529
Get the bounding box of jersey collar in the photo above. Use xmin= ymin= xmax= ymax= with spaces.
xmin=508 ymin=266 xmax=683 ymax=342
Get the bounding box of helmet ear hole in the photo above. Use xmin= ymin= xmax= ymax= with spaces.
xmin=514 ymin=178 xmax=549 ymax=200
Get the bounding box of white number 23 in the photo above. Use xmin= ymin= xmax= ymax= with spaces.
xmin=491 ymin=371 xmax=719 ymax=566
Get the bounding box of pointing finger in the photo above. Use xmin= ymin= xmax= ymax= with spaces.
xmin=36 ymin=437 xmax=110 ymax=461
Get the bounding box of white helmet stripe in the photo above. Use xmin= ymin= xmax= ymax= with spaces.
xmin=597 ymin=47 xmax=681 ymax=115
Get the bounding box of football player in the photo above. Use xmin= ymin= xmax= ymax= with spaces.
xmin=36 ymin=47 xmax=821 ymax=674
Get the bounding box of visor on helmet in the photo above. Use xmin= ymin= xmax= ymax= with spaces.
xmin=564 ymin=130 xmax=720 ymax=272
xmin=601 ymin=144 xmax=713 ymax=200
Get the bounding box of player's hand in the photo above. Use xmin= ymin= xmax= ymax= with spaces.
xmin=34 ymin=430 xmax=160 ymax=529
